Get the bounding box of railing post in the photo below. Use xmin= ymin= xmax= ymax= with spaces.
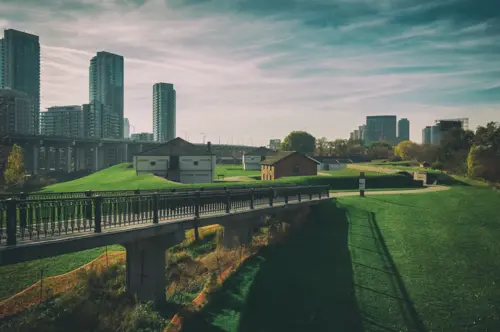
xmin=194 ymin=190 xmax=200 ymax=218
xmin=85 ymin=190 xmax=92 ymax=220
xmin=153 ymin=193 xmax=159 ymax=224
xmin=94 ymin=196 xmax=103 ymax=233
xmin=225 ymin=189 xmax=231 ymax=213
xmin=19 ymin=192 xmax=27 ymax=229
xmin=284 ymin=188 xmax=288 ymax=205
xmin=309 ymin=185 xmax=313 ymax=200
xmin=6 ymin=199 xmax=17 ymax=246
xmin=298 ymin=185 xmax=302 ymax=202
xmin=319 ymin=187 xmax=322 ymax=199
xmin=134 ymin=189 xmax=140 ymax=216
xmin=269 ymin=187 xmax=274 ymax=207
xmin=325 ymin=186 xmax=330 ymax=198
xmin=250 ymin=188 xmax=254 ymax=209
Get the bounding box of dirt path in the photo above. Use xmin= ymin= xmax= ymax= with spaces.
xmin=222 ymin=176 xmax=258 ymax=182
xmin=330 ymin=185 xmax=449 ymax=197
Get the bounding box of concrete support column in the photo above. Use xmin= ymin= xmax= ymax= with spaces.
xmin=66 ymin=147 xmax=72 ymax=173
xmin=55 ymin=148 xmax=61 ymax=171
xmin=98 ymin=146 xmax=105 ymax=169
xmin=76 ymin=148 xmax=87 ymax=171
xmin=32 ymin=145 xmax=39 ymax=175
xmin=123 ymin=230 xmax=185 ymax=304
xmin=93 ymin=146 xmax=99 ymax=172
xmin=44 ymin=147 xmax=51 ymax=172
xmin=222 ymin=222 xmax=253 ymax=249
xmin=123 ymin=143 xmax=129 ymax=163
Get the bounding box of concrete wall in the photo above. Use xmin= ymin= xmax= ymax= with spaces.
xmin=317 ymin=163 xmax=346 ymax=171
xmin=134 ymin=154 xmax=216 ymax=184
xmin=243 ymin=155 xmax=263 ymax=170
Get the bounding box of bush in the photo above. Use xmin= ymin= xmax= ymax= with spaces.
xmin=389 ymin=155 xmax=403 ymax=162
xmin=431 ymin=162 xmax=444 ymax=170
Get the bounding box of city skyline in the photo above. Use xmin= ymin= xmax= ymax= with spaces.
xmin=0 ymin=0 xmax=498 ymax=145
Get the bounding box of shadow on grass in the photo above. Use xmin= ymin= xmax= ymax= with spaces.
xmin=347 ymin=204 xmax=427 ymax=332
xmin=182 ymin=200 xmax=364 ymax=332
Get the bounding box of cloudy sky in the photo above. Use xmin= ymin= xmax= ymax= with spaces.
xmin=1 ymin=0 xmax=499 ymax=145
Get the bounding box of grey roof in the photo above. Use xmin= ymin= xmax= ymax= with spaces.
xmin=135 ymin=137 xmax=214 ymax=156
xmin=261 ymin=151 xmax=320 ymax=166
xmin=244 ymin=146 xmax=277 ymax=156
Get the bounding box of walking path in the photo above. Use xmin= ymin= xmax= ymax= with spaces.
xmin=330 ymin=185 xmax=449 ymax=197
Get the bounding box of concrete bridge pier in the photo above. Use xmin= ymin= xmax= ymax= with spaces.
xmin=221 ymin=220 xmax=254 ymax=249
xmin=123 ymin=230 xmax=185 ymax=304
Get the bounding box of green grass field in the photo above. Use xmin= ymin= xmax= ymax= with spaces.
xmin=182 ymin=186 xmax=500 ymax=331
xmin=0 ymin=245 xmax=124 ymax=301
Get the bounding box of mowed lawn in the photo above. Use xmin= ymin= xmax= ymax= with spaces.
xmin=0 ymin=245 xmax=124 ymax=301
xmin=182 ymin=186 xmax=500 ymax=331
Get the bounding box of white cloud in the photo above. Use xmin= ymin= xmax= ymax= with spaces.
xmin=0 ymin=0 xmax=498 ymax=145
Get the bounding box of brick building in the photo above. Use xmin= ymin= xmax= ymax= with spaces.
xmin=261 ymin=151 xmax=319 ymax=180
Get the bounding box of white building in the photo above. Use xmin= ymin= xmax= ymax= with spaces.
xmin=243 ymin=147 xmax=277 ymax=170
xmin=133 ymin=137 xmax=216 ymax=184
xmin=314 ymin=156 xmax=351 ymax=171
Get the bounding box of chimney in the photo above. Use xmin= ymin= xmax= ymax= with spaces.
xmin=207 ymin=141 xmax=212 ymax=153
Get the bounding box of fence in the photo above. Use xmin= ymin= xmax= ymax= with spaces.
xmin=0 ymin=185 xmax=330 ymax=246
xmin=0 ymin=183 xmax=295 ymax=201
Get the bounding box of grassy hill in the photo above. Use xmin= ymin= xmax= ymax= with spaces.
xmin=182 ymin=185 xmax=500 ymax=331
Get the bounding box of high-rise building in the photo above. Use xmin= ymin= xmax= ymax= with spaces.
xmin=358 ymin=125 xmax=366 ymax=142
xmin=0 ymin=88 xmax=33 ymax=136
xmin=124 ymin=117 xmax=130 ymax=138
xmin=397 ymin=118 xmax=410 ymax=142
xmin=89 ymin=51 xmax=124 ymax=139
xmin=430 ymin=125 xmax=441 ymax=145
xmin=269 ymin=139 xmax=281 ymax=150
xmin=0 ymin=38 xmax=4 ymax=88
xmin=131 ymin=132 xmax=154 ymax=141
xmin=1 ymin=29 xmax=40 ymax=134
xmin=365 ymin=115 xmax=397 ymax=145
xmin=40 ymin=105 xmax=84 ymax=137
xmin=422 ymin=126 xmax=432 ymax=144
xmin=436 ymin=118 xmax=469 ymax=131
xmin=153 ymin=83 xmax=176 ymax=142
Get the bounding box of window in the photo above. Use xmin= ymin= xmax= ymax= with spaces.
xmin=150 ymin=161 xmax=156 ymax=166
xmin=193 ymin=161 xmax=199 ymax=166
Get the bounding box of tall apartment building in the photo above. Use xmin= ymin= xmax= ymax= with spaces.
xmin=40 ymin=105 xmax=84 ymax=137
xmin=0 ymin=88 xmax=33 ymax=136
xmin=89 ymin=51 xmax=124 ymax=139
xmin=131 ymin=132 xmax=154 ymax=141
xmin=124 ymin=117 xmax=130 ymax=138
xmin=153 ymin=83 xmax=176 ymax=142
xmin=1 ymin=29 xmax=40 ymax=135
xmin=422 ymin=126 xmax=432 ymax=144
xmin=365 ymin=115 xmax=397 ymax=145
xmin=397 ymin=118 xmax=410 ymax=142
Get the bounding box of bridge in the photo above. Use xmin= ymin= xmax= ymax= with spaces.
xmin=0 ymin=185 xmax=330 ymax=303
xmin=0 ymin=134 xmax=259 ymax=175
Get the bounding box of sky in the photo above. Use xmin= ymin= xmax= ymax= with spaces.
xmin=0 ymin=0 xmax=499 ymax=146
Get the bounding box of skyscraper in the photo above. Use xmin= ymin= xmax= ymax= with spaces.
xmin=0 ymin=89 xmax=33 ymax=136
xmin=124 ymin=117 xmax=130 ymax=138
xmin=422 ymin=126 xmax=432 ymax=144
xmin=153 ymin=83 xmax=176 ymax=142
xmin=1 ymin=29 xmax=40 ymax=135
xmin=397 ymin=118 xmax=410 ymax=142
xmin=365 ymin=115 xmax=397 ymax=145
xmin=89 ymin=51 xmax=124 ymax=139
xmin=40 ymin=105 xmax=84 ymax=137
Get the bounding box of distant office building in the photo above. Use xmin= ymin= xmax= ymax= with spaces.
xmin=353 ymin=129 xmax=360 ymax=140
xmin=365 ymin=115 xmax=397 ymax=145
xmin=0 ymin=88 xmax=33 ymax=136
xmin=430 ymin=125 xmax=441 ymax=145
xmin=397 ymin=118 xmax=410 ymax=142
xmin=82 ymin=101 xmax=113 ymax=139
xmin=153 ymin=83 xmax=176 ymax=142
xmin=436 ymin=118 xmax=469 ymax=131
xmin=124 ymin=117 xmax=130 ymax=138
xmin=1 ymin=29 xmax=40 ymax=134
xmin=131 ymin=132 xmax=154 ymax=142
xmin=89 ymin=51 xmax=124 ymax=139
xmin=269 ymin=139 xmax=281 ymax=150
xmin=40 ymin=105 xmax=84 ymax=137
xmin=422 ymin=126 xmax=432 ymax=144
xmin=358 ymin=125 xmax=366 ymax=142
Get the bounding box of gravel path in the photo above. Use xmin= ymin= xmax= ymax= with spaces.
xmin=330 ymin=185 xmax=449 ymax=197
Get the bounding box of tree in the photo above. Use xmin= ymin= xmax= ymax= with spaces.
xmin=315 ymin=137 xmax=328 ymax=156
xmin=394 ymin=140 xmax=420 ymax=160
xmin=281 ymin=131 xmax=316 ymax=154
xmin=468 ymin=122 xmax=500 ymax=182
xmin=4 ymin=144 xmax=25 ymax=186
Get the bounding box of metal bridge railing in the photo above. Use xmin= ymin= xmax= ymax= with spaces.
xmin=0 ymin=185 xmax=330 ymax=246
